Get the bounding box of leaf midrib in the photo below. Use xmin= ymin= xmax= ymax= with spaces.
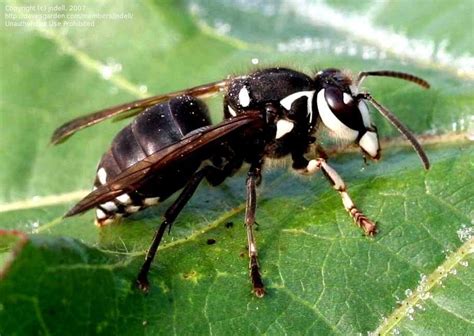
xmin=373 ymin=236 xmax=474 ymax=335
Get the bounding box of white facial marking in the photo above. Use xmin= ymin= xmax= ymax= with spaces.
xmin=97 ymin=167 xmax=107 ymax=185
xmin=116 ymin=193 xmax=131 ymax=204
xmin=228 ymin=105 xmax=237 ymax=116
xmin=238 ymin=87 xmax=251 ymax=107
xmin=343 ymin=93 xmax=353 ymax=104
xmin=317 ymin=89 xmax=359 ymax=141
xmin=126 ymin=205 xmax=141 ymax=213
xmin=143 ymin=197 xmax=160 ymax=206
xmin=101 ymin=201 xmax=117 ymax=212
xmin=359 ymin=131 xmax=379 ymax=158
xmin=96 ymin=208 xmax=106 ymax=219
xmin=275 ymin=119 xmax=295 ymax=139
xmin=280 ymin=90 xmax=316 ymax=123
xmin=358 ymin=101 xmax=371 ymax=128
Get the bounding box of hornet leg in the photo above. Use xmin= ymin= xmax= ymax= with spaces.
xmin=298 ymin=158 xmax=377 ymax=235
xmin=136 ymin=166 xmax=213 ymax=292
xmin=245 ymin=161 xmax=265 ymax=297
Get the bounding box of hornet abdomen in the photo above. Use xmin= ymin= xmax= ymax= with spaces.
xmin=93 ymin=95 xmax=212 ymax=225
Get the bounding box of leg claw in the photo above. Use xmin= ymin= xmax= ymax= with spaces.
xmin=136 ymin=277 xmax=150 ymax=293
xmin=253 ymin=287 xmax=265 ymax=298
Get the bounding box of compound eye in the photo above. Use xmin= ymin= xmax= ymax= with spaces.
xmin=325 ymin=86 xmax=351 ymax=112
xmin=324 ymin=87 xmax=364 ymax=131
xmin=318 ymin=88 xmax=358 ymax=141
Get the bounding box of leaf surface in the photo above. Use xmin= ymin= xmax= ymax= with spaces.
xmin=1 ymin=1 xmax=473 ymax=335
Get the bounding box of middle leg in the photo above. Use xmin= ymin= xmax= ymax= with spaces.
xmin=245 ymin=160 xmax=265 ymax=297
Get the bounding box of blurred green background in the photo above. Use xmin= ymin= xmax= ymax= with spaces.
xmin=0 ymin=1 xmax=473 ymax=335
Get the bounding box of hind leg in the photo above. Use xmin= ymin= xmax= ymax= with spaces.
xmin=136 ymin=166 xmax=216 ymax=292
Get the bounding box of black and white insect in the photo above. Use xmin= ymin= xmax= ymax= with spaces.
xmin=52 ymin=67 xmax=430 ymax=297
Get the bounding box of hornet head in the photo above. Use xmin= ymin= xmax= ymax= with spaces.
xmin=313 ymin=68 xmax=431 ymax=169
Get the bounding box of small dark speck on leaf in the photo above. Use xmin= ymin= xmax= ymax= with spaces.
xmin=207 ymin=238 xmax=216 ymax=245
xmin=239 ymin=252 xmax=245 ymax=258
xmin=225 ymin=222 xmax=234 ymax=228
xmin=183 ymin=270 xmax=196 ymax=279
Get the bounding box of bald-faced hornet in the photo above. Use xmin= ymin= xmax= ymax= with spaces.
xmin=52 ymin=67 xmax=430 ymax=297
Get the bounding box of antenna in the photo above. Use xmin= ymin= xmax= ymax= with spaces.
xmin=356 ymin=70 xmax=430 ymax=89
xmin=360 ymin=93 xmax=430 ymax=170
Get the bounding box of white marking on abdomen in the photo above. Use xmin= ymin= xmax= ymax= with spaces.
xmin=126 ymin=205 xmax=141 ymax=213
xmin=101 ymin=201 xmax=118 ymax=212
xmin=280 ymin=90 xmax=316 ymax=123
xmin=275 ymin=119 xmax=295 ymax=139
xmin=96 ymin=208 xmax=106 ymax=219
xmin=317 ymin=89 xmax=359 ymax=141
xmin=143 ymin=197 xmax=160 ymax=206
xmin=238 ymin=87 xmax=251 ymax=107
xmin=97 ymin=167 xmax=107 ymax=185
xmin=116 ymin=193 xmax=131 ymax=205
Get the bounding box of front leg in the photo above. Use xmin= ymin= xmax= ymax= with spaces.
xmin=295 ymin=157 xmax=377 ymax=235
xmin=245 ymin=160 xmax=265 ymax=297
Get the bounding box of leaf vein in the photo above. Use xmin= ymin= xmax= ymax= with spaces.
xmin=279 ymin=287 xmax=343 ymax=335
xmin=429 ymin=297 xmax=474 ymax=325
xmin=373 ymin=237 xmax=474 ymax=335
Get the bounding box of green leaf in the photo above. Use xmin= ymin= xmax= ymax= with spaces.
xmin=1 ymin=1 xmax=473 ymax=335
